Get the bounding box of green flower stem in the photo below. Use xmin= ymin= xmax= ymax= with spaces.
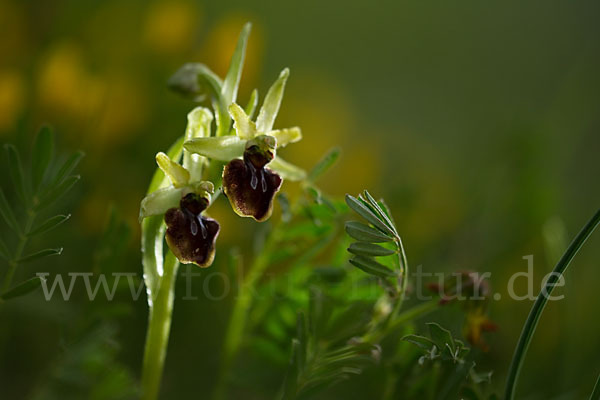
xmin=590 ymin=373 xmax=600 ymax=400
xmin=504 ymin=209 xmax=600 ymax=400
xmin=386 ymin=236 xmax=409 ymax=324
xmin=141 ymin=251 xmax=180 ymax=400
xmin=212 ymin=226 xmax=281 ymax=400
xmin=364 ymin=298 xmax=440 ymax=344
xmin=1 ymin=210 xmax=35 ymax=294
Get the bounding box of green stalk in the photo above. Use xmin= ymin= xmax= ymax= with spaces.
xmin=590 ymin=373 xmax=600 ymax=400
xmin=141 ymin=251 xmax=180 ymax=400
xmin=212 ymin=227 xmax=280 ymax=400
xmin=504 ymin=209 xmax=600 ymax=400
xmin=364 ymin=298 xmax=440 ymax=344
xmin=2 ymin=210 xmax=35 ymax=293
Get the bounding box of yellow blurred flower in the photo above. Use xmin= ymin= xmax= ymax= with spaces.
xmin=37 ymin=43 xmax=105 ymax=123
xmin=94 ymin=74 xmax=148 ymax=148
xmin=143 ymin=0 xmax=200 ymax=55
xmin=37 ymin=42 xmax=147 ymax=148
xmin=0 ymin=69 xmax=26 ymax=133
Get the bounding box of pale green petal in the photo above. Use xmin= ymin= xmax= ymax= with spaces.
xmin=184 ymin=107 xmax=213 ymax=181
xmin=256 ymin=68 xmax=289 ymax=133
xmin=156 ymin=152 xmax=190 ymax=187
xmin=270 ymin=127 xmax=302 ymax=148
xmin=228 ymin=103 xmax=257 ymax=140
xmin=245 ymin=89 xmax=259 ymax=119
xmin=184 ymin=136 xmax=246 ymax=162
xmin=147 ymin=136 xmax=184 ymax=194
xmin=139 ymin=187 xmax=182 ymax=221
xmin=268 ymin=157 xmax=306 ymax=181
xmin=221 ymin=23 xmax=251 ymax=107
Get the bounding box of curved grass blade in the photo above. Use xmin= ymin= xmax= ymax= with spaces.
xmin=280 ymin=338 xmax=301 ymax=400
xmin=245 ymin=89 xmax=259 ymax=119
xmin=5 ymin=144 xmax=28 ymax=202
xmin=348 ymin=242 xmax=396 ymax=257
xmin=308 ymin=147 xmax=341 ymax=182
xmin=345 ymin=221 xmax=393 ymax=243
xmin=590 ymin=372 xmax=600 ymax=400
xmin=0 ymin=276 xmax=44 ymax=300
xmin=52 ymin=150 xmax=85 ymax=186
xmin=28 ymin=214 xmax=71 ymax=237
xmin=0 ymin=188 xmax=19 ymax=232
xmin=349 ymin=255 xmax=394 ymax=278
xmin=504 ymin=209 xmax=600 ymax=400
xmin=17 ymin=247 xmax=63 ymax=263
xmin=345 ymin=194 xmax=395 ymax=236
xmin=31 ymin=125 xmax=54 ymax=192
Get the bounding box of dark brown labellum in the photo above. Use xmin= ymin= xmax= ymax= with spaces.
xmin=222 ymin=146 xmax=282 ymax=222
xmin=165 ymin=193 xmax=220 ymax=267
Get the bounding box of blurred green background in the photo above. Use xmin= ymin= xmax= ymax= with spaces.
xmin=1 ymin=0 xmax=599 ymax=398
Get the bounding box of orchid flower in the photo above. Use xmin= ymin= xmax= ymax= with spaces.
xmin=184 ymin=68 xmax=305 ymax=221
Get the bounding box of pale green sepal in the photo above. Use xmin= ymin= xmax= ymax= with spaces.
xmin=256 ymin=68 xmax=290 ymax=133
xmin=268 ymin=157 xmax=306 ymax=181
xmin=270 ymin=127 xmax=302 ymax=148
xmin=147 ymin=136 xmax=184 ymax=194
xmin=155 ymin=152 xmax=190 ymax=188
xmin=139 ymin=187 xmax=182 ymax=221
xmin=184 ymin=136 xmax=246 ymax=162
xmin=245 ymin=89 xmax=259 ymax=119
xmin=222 ymin=22 xmax=251 ymax=107
xmin=228 ymin=103 xmax=257 ymax=140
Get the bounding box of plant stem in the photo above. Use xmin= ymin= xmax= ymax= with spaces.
xmin=212 ymin=226 xmax=280 ymax=400
xmin=590 ymin=372 xmax=600 ymax=400
xmin=141 ymin=251 xmax=180 ymax=400
xmin=504 ymin=209 xmax=600 ymax=400
xmin=364 ymin=298 xmax=440 ymax=344
xmin=2 ymin=211 xmax=35 ymax=293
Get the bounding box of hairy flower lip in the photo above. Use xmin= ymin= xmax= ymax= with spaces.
xmin=165 ymin=193 xmax=220 ymax=267
xmin=223 ymin=157 xmax=282 ymax=222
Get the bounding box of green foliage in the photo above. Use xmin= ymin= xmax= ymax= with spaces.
xmin=0 ymin=125 xmax=82 ymax=300
xmin=345 ymin=191 xmax=407 ymax=298
xmin=30 ymin=324 xmax=137 ymax=400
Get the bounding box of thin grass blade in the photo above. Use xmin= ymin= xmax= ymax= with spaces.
xmin=504 ymin=209 xmax=600 ymax=400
